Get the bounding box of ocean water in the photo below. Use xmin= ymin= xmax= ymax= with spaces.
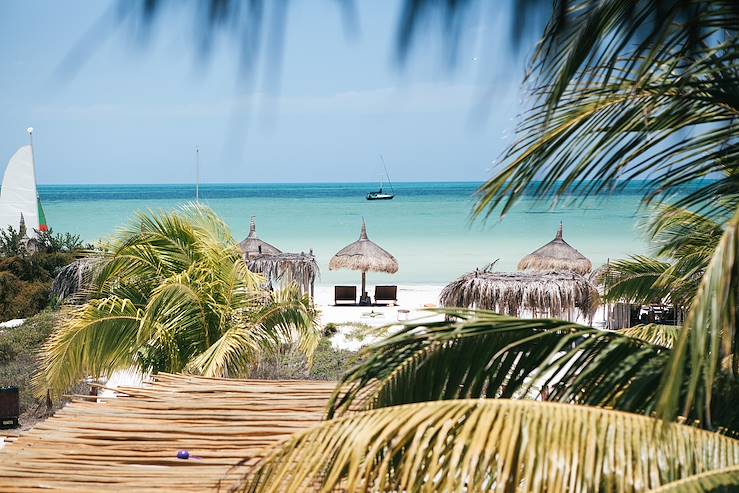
xmin=38 ymin=182 xmax=655 ymax=286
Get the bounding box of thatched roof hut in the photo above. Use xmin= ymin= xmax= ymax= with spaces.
xmin=239 ymin=217 xmax=281 ymax=256
xmin=440 ymin=270 xmax=600 ymax=321
xmin=517 ymin=223 xmax=592 ymax=275
xmin=329 ymin=221 xmax=398 ymax=299
xmin=239 ymin=216 xmax=319 ymax=296
xmin=247 ymin=251 xmax=319 ymax=297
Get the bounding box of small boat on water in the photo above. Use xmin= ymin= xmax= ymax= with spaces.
xmin=366 ymin=155 xmax=395 ymax=201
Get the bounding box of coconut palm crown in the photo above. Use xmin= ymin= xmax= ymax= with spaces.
xmin=35 ymin=204 xmax=320 ymax=398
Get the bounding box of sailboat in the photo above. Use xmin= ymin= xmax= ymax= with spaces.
xmin=366 ymin=155 xmax=395 ymax=201
xmin=0 ymin=128 xmax=48 ymax=235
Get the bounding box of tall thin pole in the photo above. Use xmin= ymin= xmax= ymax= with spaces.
xmin=195 ymin=145 xmax=200 ymax=204
xmin=27 ymin=127 xmax=40 ymax=234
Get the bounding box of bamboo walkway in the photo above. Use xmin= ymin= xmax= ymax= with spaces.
xmin=0 ymin=373 xmax=335 ymax=492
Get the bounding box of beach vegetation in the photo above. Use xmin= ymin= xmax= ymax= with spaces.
xmin=0 ymin=310 xmax=81 ymax=428
xmin=251 ymin=337 xmax=357 ymax=381
xmin=602 ymin=204 xmax=728 ymax=314
xmin=35 ymin=204 xmax=321 ymax=399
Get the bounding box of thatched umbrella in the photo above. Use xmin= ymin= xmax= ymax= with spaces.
xmin=440 ymin=270 xmax=600 ymax=322
xmin=239 ymin=216 xmax=281 ymax=256
xmin=517 ymin=223 xmax=592 ymax=275
xmin=329 ymin=220 xmax=398 ymax=301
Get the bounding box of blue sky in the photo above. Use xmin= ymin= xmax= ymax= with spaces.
xmin=0 ymin=1 xmax=525 ymax=184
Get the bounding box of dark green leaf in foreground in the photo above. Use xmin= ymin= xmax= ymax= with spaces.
xmin=327 ymin=310 xmax=670 ymax=418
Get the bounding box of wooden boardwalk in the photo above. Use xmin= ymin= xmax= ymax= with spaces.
xmin=0 ymin=374 xmax=335 ymax=492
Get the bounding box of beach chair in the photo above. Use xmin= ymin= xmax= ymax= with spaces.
xmin=374 ymin=285 xmax=398 ymax=306
xmin=0 ymin=387 xmax=19 ymax=429
xmin=334 ymin=285 xmax=357 ymax=305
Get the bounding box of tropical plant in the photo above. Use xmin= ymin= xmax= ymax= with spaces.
xmin=602 ymin=205 xmax=726 ymax=312
xmin=35 ymin=204 xmax=320 ymax=398
xmin=243 ymin=399 xmax=739 ymax=493
xmin=34 ymin=228 xmax=88 ymax=253
xmin=0 ymin=225 xmax=26 ymax=258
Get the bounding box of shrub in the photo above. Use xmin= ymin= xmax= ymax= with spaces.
xmin=323 ymin=322 xmax=338 ymax=337
xmin=0 ymin=311 xmax=57 ymax=423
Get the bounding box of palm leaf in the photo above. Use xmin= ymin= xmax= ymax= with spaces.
xmin=241 ymin=399 xmax=739 ymax=493
xmin=617 ymin=324 xmax=682 ymax=348
xmin=37 ymin=204 xmax=319 ymax=396
xmin=656 ymin=205 xmax=739 ymax=428
xmin=34 ymin=297 xmax=143 ymax=398
xmin=649 ymin=465 xmax=739 ymax=492
xmin=327 ymin=310 xmax=670 ymax=418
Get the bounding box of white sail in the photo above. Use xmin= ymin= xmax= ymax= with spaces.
xmin=0 ymin=145 xmax=40 ymax=236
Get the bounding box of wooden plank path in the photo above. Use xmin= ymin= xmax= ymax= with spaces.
xmin=0 ymin=374 xmax=335 ymax=492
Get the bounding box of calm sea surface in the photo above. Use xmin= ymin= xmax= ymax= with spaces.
xmin=38 ymin=182 xmax=658 ymax=285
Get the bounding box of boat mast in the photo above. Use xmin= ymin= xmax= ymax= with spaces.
xmin=27 ymin=127 xmax=35 ymax=183
xmin=380 ymin=154 xmax=394 ymax=194
xmin=195 ymin=145 xmax=200 ymax=204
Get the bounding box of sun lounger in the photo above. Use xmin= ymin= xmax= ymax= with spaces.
xmin=334 ymin=285 xmax=357 ymax=305
xmin=0 ymin=387 xmax=19 ymax=429
xmin=374 ymin=285 xmax=398 ymax=306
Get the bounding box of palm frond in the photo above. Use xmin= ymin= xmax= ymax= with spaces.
xmin=602 ymin=255 xmax=674 ymax=304
xmin=327 ymin=310 xmax=669 ymax=418
xmin=657 ymin=205 xmax=739 ymax=428
xmin=617 ymin=324 xmax=682 ymax=348
xmin=241 ymin=399 xmax=739 ymax=493
xmin=34 ymin=297 xmax=143 ymax=398
xmin=37 ymin=204 xmax=319 ymax=397
xmin=649 ymin=465 xmax=739 ymax=492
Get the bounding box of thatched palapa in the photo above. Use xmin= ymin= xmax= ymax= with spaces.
xmin=329 ymin=220 xmax=398 ymax=298
xmin=247 ymin=251 xmax=319 ymax=297
xmin=440 ymin=270 xmax=600 ymax=321
xmin=240 ymin=216 xmax=319 ymax=296
xmin=518 ymin=223 xmax=592 ymax=275
xmin=239 ymin=216 xmax=281 ymax=256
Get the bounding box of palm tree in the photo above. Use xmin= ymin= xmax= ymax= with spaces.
xmin=35 ymin=204 xmax=320 ymax=398
xmin=602 ymin=204 xmax=726 ymax=317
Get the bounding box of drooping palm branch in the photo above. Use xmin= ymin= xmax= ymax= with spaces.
xmin=327 ymin=310 xmax=671 ymax=419
xmin=477 ymin=45 xmax=739 ymax=218
xmin=617 ymin=323 xmax=682 ymax=348
xmin=649 ymin=465 xmax=739 ymax=493
xmin=656 ymin=205 xmax=739 ymax=429
xmin=241 ymin=399 xmax=739 ymax=493
xmin=602 ymin=205 xmax=725 ymax=309
xmin=35 ymin=204 xmax=320 ymax=398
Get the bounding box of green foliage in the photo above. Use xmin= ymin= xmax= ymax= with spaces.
xmin=308 ymin=338 xmax=357 ymax=380
xmin=250 ymin=338 xmax=357 ymax=381
xmin=0 ymin=226 xmax=26 ymax=257
xmin=0 ymin=253 xmax=75 ymax=320
xmin=327 ymin=310 xmax=672 ymax=419
xmin=322 ymin=322 xmax=337 ymax=337
xmin=36 ymin=204 xmax=321 ymax=398
xmin=34 ymin=228 xmax=88 ymax=254
xmin=603 ymin=206 xmax=726 ymax=309
xmin=0 ymin=311 xmax=57 ymax=419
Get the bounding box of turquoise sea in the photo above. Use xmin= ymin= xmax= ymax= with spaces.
xmin=37 ymin=182 xmax=655 ymax=286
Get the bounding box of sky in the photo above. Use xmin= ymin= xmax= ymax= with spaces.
xmin=0 ymin=1 xmax=527 ymax=185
